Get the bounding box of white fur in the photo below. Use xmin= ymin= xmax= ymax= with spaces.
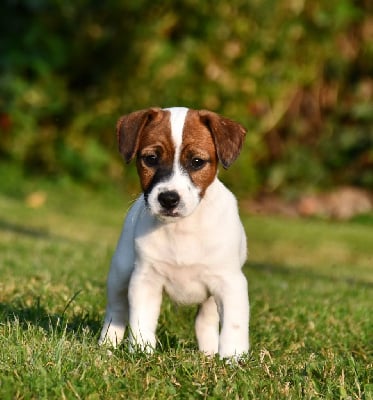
xmin=99 ymin=108 xmax=249 ymax=358
xmin=146 ymin=107 xmax=200 ymax=221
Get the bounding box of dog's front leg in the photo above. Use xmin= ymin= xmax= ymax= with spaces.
xmin=215 ymin=272 xmax=249 ymax=359
xmin=99 ymin=260 xmax=131 ymax=347
xmin=128 ymin=266 xmax=163 ymax=353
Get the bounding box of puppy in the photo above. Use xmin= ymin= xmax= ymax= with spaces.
xmin=99 ymin=107 xmax=249 ymax=358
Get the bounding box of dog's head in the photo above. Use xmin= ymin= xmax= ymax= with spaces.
xmin=116 ymin=107 xmax=246 ymax=221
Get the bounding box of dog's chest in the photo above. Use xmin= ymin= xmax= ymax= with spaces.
xmin=136 ymin=233 xmax=213 ymax=303
xmin=135 ymin=212 xmax=224 ymax=267
xmin=162 ymin=264 xmax=209 ymax=304
xmin=134 ymin=215 xmax=222 ymax=304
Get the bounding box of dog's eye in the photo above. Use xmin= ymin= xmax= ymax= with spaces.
xmin=142 ymin=154 xmax=159 ymax=167
xmin=190 ymin=158 xmax=206 ymax=170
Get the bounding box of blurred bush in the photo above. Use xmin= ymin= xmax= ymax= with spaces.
xmin=0 ymin=0 xmax=372 ymax=194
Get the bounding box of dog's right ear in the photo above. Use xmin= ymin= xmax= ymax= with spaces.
xmin=116 ymin=107 xmax=162 ymax=163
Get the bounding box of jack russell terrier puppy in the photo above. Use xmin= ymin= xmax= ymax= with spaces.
xmin=99 ymin=107 xmax=249 ymax=359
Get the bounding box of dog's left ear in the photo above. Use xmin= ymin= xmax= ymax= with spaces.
xmin=116 ymin=107 xmax=162 ymax=163
xmin=198 ymin=110 xmax=247 ymax=169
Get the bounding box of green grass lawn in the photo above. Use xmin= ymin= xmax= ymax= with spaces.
xmin=0 ymin=167 xmax=372 ymax=399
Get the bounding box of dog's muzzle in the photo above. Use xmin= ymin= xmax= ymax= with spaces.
xmin=158 ymin=190 xmax=180 ymax=213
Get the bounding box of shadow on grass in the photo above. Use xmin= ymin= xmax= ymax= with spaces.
xmin=0 ymin=217 xmax=98 ymax=246
xmin=156 ymin=319 xmax=198 ymax=353
xmin=0 ymin=218 xmax=75 ymax=243
xmin=0 ymin=295 xmax=102 ymax=341
xmin=0 ymin=296 xmax=199 ymax=352
xmin=247 ymin=262 xmax=373 ymax=288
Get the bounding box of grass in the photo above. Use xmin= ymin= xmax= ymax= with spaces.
xmin=0 ymin=165 xmax=372 ymax=399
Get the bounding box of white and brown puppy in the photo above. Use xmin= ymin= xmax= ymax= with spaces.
xmin=99 ymin=107 xmax=249 ymax=359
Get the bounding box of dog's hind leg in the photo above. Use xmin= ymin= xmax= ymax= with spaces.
xmin=215 ymin=272 xmax=249 ymax=359
xmin=195 ymin=296 xmax=219 ymax=356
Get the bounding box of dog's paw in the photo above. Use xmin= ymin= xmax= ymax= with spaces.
xmin=218 ymin=344 xmax=250 ymax=363
xmin=128 ymin=330 xmax=157 ymax=354
xmin=128 ymin=339 xmax=156 ymax=354
xmin=128 ymin=341 xmax=155 ymax=355
xmin=99 ymin=322 xmax=126 ymax=348
xmin=220 ymin=352 xmax=250 ymax=365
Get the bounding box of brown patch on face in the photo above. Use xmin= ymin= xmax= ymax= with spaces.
xmin=116 ymin=107 xmax=176 ymax=193
xmin=198 ymin=109 xmax=246 ymax=168
xmin=117 ymin=107 xmax=163 ymax=163
xmin=180 ymin=110 xmax=218 ymax=196
xmin=135 ymin=110 xmax=175 ymax=192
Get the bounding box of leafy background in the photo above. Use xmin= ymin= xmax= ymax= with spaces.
xmin=1 ymin=0 xmax=372 ymax=195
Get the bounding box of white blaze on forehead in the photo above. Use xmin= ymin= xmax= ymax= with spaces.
xmin=145 ymin=106 xmax=200 ymax=220
xmin=145 ymin=107 xmax=205 ymax=220
xmin=164 ymin=107 xmax=189 ymax=152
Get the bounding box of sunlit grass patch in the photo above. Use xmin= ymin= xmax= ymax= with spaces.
xmin=0 ymin=176 xmax=372 ymax=398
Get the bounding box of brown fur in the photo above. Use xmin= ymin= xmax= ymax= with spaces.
xmin=116 ymin=107 xmax=247 ymax=197
xmin=181 ymin=110 xmax=218 ymax=196
xmin=198 ymin=110 xmax=246 ymax=168
xmin=135 ymin=110 xmax=174 ymax=191
xmin=117 ymin=107 xmax=164 ymax=163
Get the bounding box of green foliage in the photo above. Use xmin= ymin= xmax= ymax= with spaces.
xmin=0 ymin=169 xmax=372 ymax=398
xmin=0 ymin=0 xmax=372 ymax=193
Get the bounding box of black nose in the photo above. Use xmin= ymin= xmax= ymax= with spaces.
xmin=158 ymin=190 xmax=180 ymax=210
